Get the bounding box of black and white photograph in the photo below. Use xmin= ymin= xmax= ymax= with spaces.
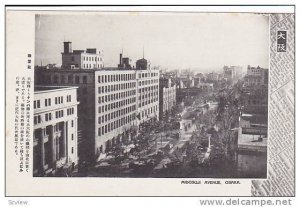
xmin=32 ymin=12 xmax=269 ymax=178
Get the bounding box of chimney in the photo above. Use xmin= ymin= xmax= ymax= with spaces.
xmin=64 ymin=41 xmax=72 ymax=54
xmin=119 ymin=53 xmax=123 ymax=65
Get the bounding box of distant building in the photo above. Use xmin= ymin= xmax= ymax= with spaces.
xmin=197 ymin=82 xmax=214 ymax=92
xmin=206 ymin=72 xmax=219 ymax=82
xmin=33 ymin=86 xmax=79 ymax=176
xmin=118 ymin=53 xmax=133 ymax=70
xmin=160 ymin=71 xmax=178 ymax=79
xmin=159 ymin=78 xmax=176 ymax=119
xmin=195 ymin=73 xmax=204 ymax=79
xmin=61 ymin=41 xmax=104 ymax=69
xmin=34 ymin=64 xmax=60 ymax=70
xmin=178 ymin=77 xmax=194 ymax=89
xmin=244 ymin=65 xmax=268 ymax=87
xmin=136 ymin=58 xmax=150 ymax=70
xmin=223 ymin=65 xmax=242 ymax=82
xmin=179 ymin=69 xmax=194 ymax=79
xmin=193 ymin=77 xmax=201 ymax=87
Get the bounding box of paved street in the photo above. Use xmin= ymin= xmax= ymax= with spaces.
xmin=76 ymin=91 xmax=236 ymax=178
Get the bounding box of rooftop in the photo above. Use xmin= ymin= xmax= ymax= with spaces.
xmin=35 ymin=67 xmax=158 ymax=72
xmin=241 ymin=113 xmax=268 ymax=125
xmin=238 ymin=133 xmax=267 ymax=152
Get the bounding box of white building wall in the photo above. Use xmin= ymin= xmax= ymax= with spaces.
xmin=94 ymin=70 xmax=137 ymax=153
xmin=33 ymin=86 xmax=79 ymax=175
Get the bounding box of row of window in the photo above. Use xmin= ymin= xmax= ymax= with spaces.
xmin=138 ymin=79 xmax=158 ymax=86
xmin=45 ymin=98 xmax=51 ymax=107
xmin=83 ymin=63 xmax=103 ymax=69
xmin=163 ymin=91 xmax=176 ymax=97
xmin=163 ymin=96 xmax=176 ymax=102
xmin=139 ymin=92 xmax=159 ymax=99
xmin=98 ymin=82 xmax=136 ymax=94
xmin=34 ymin=113 xmax=54 ymax=124
xmin=34 ymin=115 xmax=42 ymax=124
xmin=98 ymin=98 xmax=136 ymax=113
xmin=98 ymin=91 xmax=136 ymax=104
xmin=139 ymin=92 xmax=158 ymax=100
xmin=34 ymin=110 xmax=70 ymax=124
xmin=97 ymin=73 xmax=136 ymax=83
xmin=98 ymin=105 xmax=136 ymax=124
xmin=138 ymin=98 xmax=158 ymax=107
xmin=55 ymin=110 xmax=64 ymax=119
xmin=34 ymin=95 xmax=73 ymax=109
xmin=55 ymin=96 xmax=64 ymax=104
xmin=66 ymin=95 xmax=72 ymax=102
xmin=138 ymin=72 xmax=159 ymax=79
xmin=53 ymin=74 xmax=88 ymax=84
xmin=44 ymin=73 xmax=159 ymax=87
xmin=34 ymin=100 xmax=41 ymax=109
xmin=34 ymin=113 xmax=75 ymax=128
xmin=82 ymin=56 xmax=102 ymax=62
xmin=45 ymin=113 xmax=52 ymax=121
xmin=98 ymin=114 xmax=136 ymax=136
xmin=138 ymin=85 xmax=158 ymax=93
xmin=67 ymin=108 xmax=75 ymax=115
xmin=140 ymin=106 xmax=157 ymax=119
xmin=249 ymin=69 xmax=263 ymax=73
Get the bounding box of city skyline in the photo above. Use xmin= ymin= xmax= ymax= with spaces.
xmin=33 ymin=12 xmax=270 ymax=179
xmin=35 ymin=12 xmax=269 ymax=71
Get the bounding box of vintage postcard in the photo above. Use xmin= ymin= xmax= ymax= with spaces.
xmin=5 ymin=6 xmax=295 ymax=196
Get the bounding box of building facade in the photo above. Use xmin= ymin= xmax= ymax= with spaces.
xmin=197 ymin=83 xmax=214 ymax=92
xmin=244 ymin=65 xmax=268 ymax=87
xmin=62 ymin=42 xmax=104 ymax=69
xmin=206 ymin=72 xmax=219 ymax=82
xmin=159 ymin=78 xmax=176 ymax=120
xmin=95 ymin=69 xmax=138 ymax=155
xmin=35 ymin=69 xmax=96 ymax=162
xmin=35 ymin=68 xmax=140 ymax=162
xmin=136 ymin=58 xmax=160 ymax=124
xmin=33 ymin=86 xmax=79 ymax=176
xmin=223 ymin=65 xmax=242 ymax=82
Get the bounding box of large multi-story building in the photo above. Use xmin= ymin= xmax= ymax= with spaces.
xmin=159 ymin=78 xmax=176 ymax=119
xmin=33 ymin=86 xmax=79 ymax=176
xmin=35 ymin=68 xmax=138 ymax=162
xmin=35 ymin=43 xmax=160 ymax=163
xmin=62 ymin=41 xmax=104 ymax=69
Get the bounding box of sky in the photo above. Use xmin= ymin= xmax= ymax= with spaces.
xmin=35 ymin=12 xmax=269 ymax=72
